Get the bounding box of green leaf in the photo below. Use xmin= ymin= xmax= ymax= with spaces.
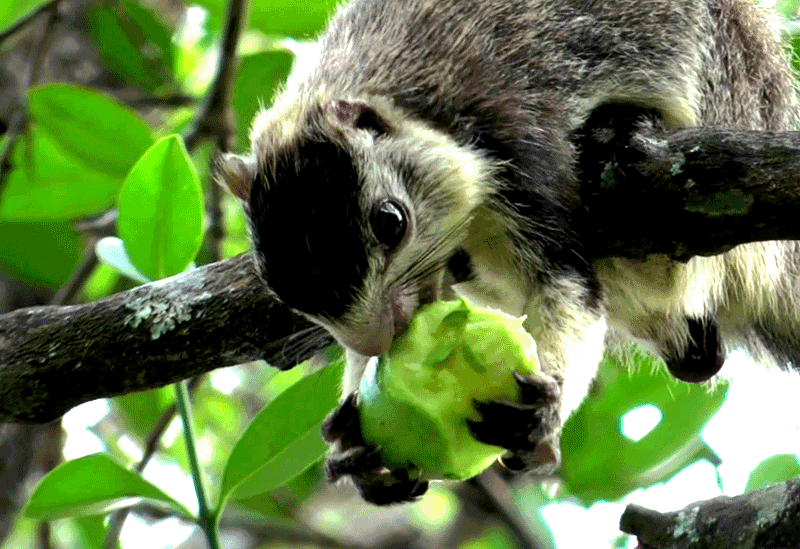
xmin=95 ymin=237 xmax=149 ymax=283
xmin=791 ymin=33 xmax=800 ymax=76
xmin=87 ymin=1 xmax=174 ymax=91
xmin=1 ymin=127 xmax=126 ymax=220
xmin=284 ymin=460 xmax=324 ymax=501
xmin=28 ymin=84 xmax=154 ymax=180
xmin=0 ymin=0 xmax=49 ymax=34
xmin=560 ymin=353 xmax=728 ymax=504
xmin=117 ymin=135 xmax=204 ymax=280
xmin=745 ymin=454 xmax=800 ymax=493
xmin=2 ymin=86 xmax=154 ymax=220
xmin=220 ymin=360 xmax=344 ymax=505
xmin=0 ymin=220 xmax=82 ymax=286
xmin=232 ymin=50 xmax=294 ymax=152
xmin=192 ymin=0 xmax=336 ymax=39
xmin=25 ymin=454 xmax=193 ymax=520
xmin=74 ymin=515 xmax=108 ymax=549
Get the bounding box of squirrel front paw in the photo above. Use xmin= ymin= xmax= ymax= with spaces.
xmin=321 ymin=393 xmax=429 ymax=505
xmin=466 ymin=372 xmax=562 ymax=473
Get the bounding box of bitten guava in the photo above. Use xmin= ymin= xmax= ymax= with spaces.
xmin=358 ymin=299 xmax=539 ymax=481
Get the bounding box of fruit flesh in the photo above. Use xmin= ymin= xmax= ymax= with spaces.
xmin=358 ymin=299 xmax=538 ymax=480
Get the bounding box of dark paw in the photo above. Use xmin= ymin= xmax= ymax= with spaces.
xmin=322 ymin=394 xmax=429 ymax=505
xmin=467 ymin=372 xmax=562 ymax=473
xmin=321 ymin=393 xmax=366 ymax=450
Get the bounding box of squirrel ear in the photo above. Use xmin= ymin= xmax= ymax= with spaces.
xmin=214 ymin=153 xmax=255 ymax=202
xmin=331 ymin=100 xmax=391 ymax=135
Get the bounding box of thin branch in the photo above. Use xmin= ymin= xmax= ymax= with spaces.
xmin=0 ymin=109 xmax=25 ymax=190
xmin=0 ymin=0 xmax=59 ymax=44
xmin=183 ymin=0 xmax=246 ymax=151
xmin=176 ymin=381 xmax=220 ymax=548
xmin=0 ymin=0 xmax=60 ymax=194
xmin=217 ymin=516 xmax=370 ymax=549
xmin=205 ymin=135 xmax=229 ymax=263
xmin=49 ymin=237 xmax=99 ymax=307
xmin=102 ymin=378 xmax=200 ymax=549
xmin=123 ymin=94 xmax=196 ymax=109
xmin=469 ymin=468 xmax=548 ymax=549
xmin=74 ymin=210 xmax=118 ymax=238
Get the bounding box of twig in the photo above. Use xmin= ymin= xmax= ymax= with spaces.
xmin=218 ymin=516 xmax=371 ymax=549
xmin=0 ymin=108 xmax=26 ymax=188
xmin=175 ymin=380 xmax=220 ymax=548
xmin=0 ymin=0 xmax=59 ymax=44
xmin=102 ymin=378 xmax=200 ymax=549
xmin=0 ymin=0 xmax=60 ymax=194
xmin=470 ymin=468 xmax=548 ymax=549
xmin=74 ymin=210 xmax=118 ymax=238
xmin=123 ymin=94 xmax=196 ymax=109
xmin=49 ymin=237 xmax=99 ymax=307
xmin=206 ymin=135 xmax=229 ymax=263
xmin=183 ymin=0 xmax=246 ymax=151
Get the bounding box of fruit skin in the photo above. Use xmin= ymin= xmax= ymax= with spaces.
xmin=358 ymin=299 xmax=539 ymax=481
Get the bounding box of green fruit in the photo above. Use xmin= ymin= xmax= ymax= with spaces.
xmin=358 ymin=299 xmax=539 ymax=481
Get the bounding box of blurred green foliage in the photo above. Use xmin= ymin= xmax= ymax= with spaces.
xmin=1 ymin=1 xmax=799 ymax=548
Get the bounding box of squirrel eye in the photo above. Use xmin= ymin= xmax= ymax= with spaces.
xmin=370 ymin=200 xmax=407 ymax=251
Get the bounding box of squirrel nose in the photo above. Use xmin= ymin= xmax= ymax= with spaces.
xmin=340 ymin=313 xmax=394 ymax=357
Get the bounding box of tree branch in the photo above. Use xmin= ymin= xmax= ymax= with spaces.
xmin=182 ymin=0 xmax=245 ymax=151
xmin=579 ymin=105 xmax=800 ymax=261
xmin=0 ymin=0 xmax=59 ymax=44
xmin=0 ymin=0 xmax=60 ymax=194
xmin=620 ymin=479 xmax=800 ymax=548
xmin=4 ymin=110 xmax=800 ymax=423
xmin=0 ymin=254 xmax=331 ymax=423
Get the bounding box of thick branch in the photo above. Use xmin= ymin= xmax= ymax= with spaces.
xmin=0 ymin=254 xmax=331 ymax=423
xmin=580 ymin=107 xmax=800 ymax=261
xmin=4 ymin=116 xmax=800 ymax=422
xmin=620 ymin=479 xmax=800 ymax=548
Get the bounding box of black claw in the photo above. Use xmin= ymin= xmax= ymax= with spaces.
xmin=500 ymin=439 xmax=562 ymax=474
xmin=325 ymin=446 xmax=383 ymax=481
xmin=355 ymin=473 xmax=429 ymax=505
xmin=513 ymin=371 xmax=561 ymax=405
xmin=322 ymin=394 xmax=430 ymax=504
xmin=466 ymin=373 xmax=563 ymax=474
xmin=468 ymin=398 xmax=543 ymax=450
xmin=498 ymin=454 xmax=528 ymax=471
xmin=321 ymin=394 xmax=366 ymax=449
xmin=410 ymin=480 xmax=430 ymax=497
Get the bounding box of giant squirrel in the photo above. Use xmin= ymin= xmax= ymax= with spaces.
xmin=216 ymin=0 xmax=800 ymax=504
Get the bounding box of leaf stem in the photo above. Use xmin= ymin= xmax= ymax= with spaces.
xmin=174 ymin=380 xmax=220 ymax=549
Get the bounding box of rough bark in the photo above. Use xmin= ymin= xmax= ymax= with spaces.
xmin=0 ymin=254 xmax=331 ymax=423
xmin=620 ymin=479 xmax=800 ymax=549
xmin=580 ymin=112 xmax=800 ymax=261
xmin=3 ymin=124 xmax=800 ymax=422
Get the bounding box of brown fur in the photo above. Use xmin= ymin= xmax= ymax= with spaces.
xmin=218 ymin=0 xmax=800 ymax=495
